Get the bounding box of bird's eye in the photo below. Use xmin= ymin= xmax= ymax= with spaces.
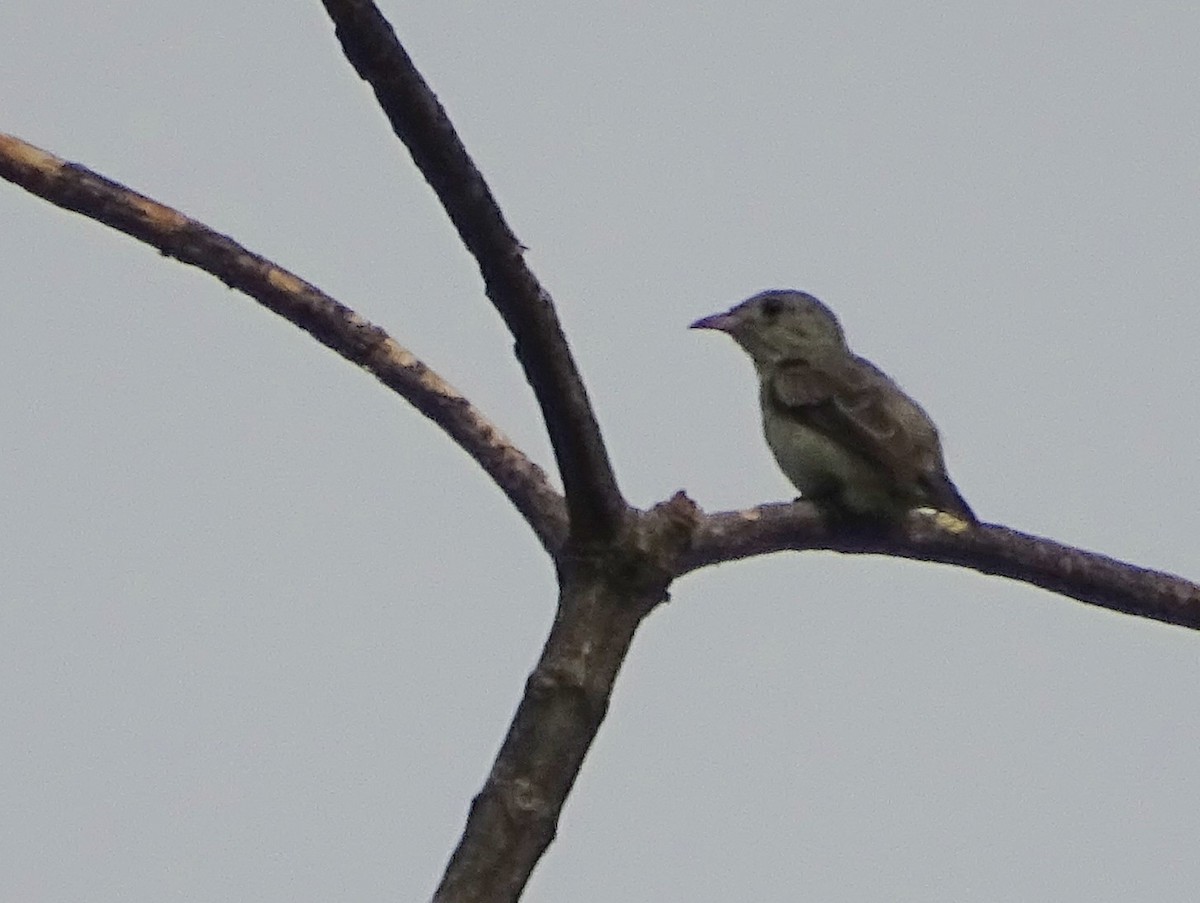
xmin=759 ymin=297 xmax=783 ymax=319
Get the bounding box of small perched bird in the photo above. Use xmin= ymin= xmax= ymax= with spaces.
xmin=691 ymin=289 xmax=975 ymax=523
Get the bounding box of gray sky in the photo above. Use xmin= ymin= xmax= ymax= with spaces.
xmin=4 ymin=2 xmax=1200 ymax=901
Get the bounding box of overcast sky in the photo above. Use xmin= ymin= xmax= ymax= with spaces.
xmin=4 ymin=3 xmax=1200 ymax=901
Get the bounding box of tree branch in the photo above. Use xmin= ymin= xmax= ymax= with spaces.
xmin=683 ymin=502 xmax=1200 ymax=630
xmin=0 ymin=132 xmax=568 ymax=553
xmin=434 ymin=564 xmax=664 ymax=903
xmin=319 ymin=0 xmax=628 ymax=544
xmin=9 ymin=13 xmax=1199 ymax=901
xmin=429 ymin=497 xmax=696 ymax=903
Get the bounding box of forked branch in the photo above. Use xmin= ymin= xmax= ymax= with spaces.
xmin=5 ymin=9 xmax=1200 ymax=903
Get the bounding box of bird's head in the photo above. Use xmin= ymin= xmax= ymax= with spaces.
xmin=690 ymin=289 xmax=848 ymax=369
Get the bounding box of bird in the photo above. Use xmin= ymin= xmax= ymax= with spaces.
xmin=690 ymin=289 xmax=975 ymax=524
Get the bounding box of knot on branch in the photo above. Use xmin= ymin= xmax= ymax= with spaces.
xmin=637 ymin=490 xmax=702 ymax=573
xmin=557 ymin=491 xmax=701 ymax=606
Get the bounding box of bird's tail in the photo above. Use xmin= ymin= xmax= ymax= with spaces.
xmin=921 ymin=473 xmax=977 ymax=524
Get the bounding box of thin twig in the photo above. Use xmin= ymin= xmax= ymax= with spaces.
xmin=0 ymin=132 xmax=568 ymax=553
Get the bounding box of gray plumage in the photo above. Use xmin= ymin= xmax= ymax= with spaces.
xmin=691 ymin=289 xmax=975 ymax=523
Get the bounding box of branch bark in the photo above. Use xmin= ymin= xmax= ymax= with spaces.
xmin=319 ymin=0 xmax=628 ymax=544
xmin=0 ymin=133 xmax=568 ymax=554
xmin=433 ymin=560 xmax=663 ymax=903
xmin=684 ymin=502 xmax=1200 ymax=630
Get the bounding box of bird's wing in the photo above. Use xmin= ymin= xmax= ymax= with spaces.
xmin=769 ymin=355 xmax=976 ymax=521
xmin=768 ymin=355 xmax=936 ymax=485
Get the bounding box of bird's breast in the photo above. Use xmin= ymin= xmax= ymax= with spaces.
xmin=760 ymin=388 xmax=891 ymax=511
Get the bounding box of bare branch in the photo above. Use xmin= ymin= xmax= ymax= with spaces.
xmin=434 ymin=571 xmax=660 ymax=903
xmin=319 ymin=0 xmax=628 ymax=543
xmin=430 ymin=498 xmax=696 ymax=903
xmin=0 ymin=133 xmax=568 ymax=553
xmin=431 ymin=495 xmax=699 ymax=903
xmin=683 ymin=502 xmax=1200 ymax=631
